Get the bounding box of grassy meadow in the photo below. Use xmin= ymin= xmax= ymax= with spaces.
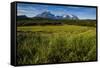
xmin=17 ymin=24 xmax=96 ymax=64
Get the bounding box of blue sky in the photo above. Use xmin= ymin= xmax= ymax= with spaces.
xmin=17 ymin=3 xmax=96 ymax=19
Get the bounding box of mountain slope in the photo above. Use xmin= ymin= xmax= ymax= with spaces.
xmin=35 ymin=11 xmax=79 ymax=20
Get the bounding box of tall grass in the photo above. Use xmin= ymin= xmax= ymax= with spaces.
xmin=17 ymin=25 xmax=96 ymax=65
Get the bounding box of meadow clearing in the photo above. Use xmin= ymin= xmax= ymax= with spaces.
xmin=17 ymin=24 xmax=96 ymax=64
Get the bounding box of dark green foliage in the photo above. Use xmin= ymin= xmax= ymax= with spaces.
xmin=17 ymin=18 xmax=96 ymax=27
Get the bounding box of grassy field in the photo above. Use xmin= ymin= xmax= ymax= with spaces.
xmin=17 ymin=25 xmax=96 ymax=65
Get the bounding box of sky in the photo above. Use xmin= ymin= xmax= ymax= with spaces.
xmin=17 ymin=3 xmax=96 ymax=19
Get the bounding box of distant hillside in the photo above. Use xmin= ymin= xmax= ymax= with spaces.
xmin=17 ymin=15 xmax=28 ymax=19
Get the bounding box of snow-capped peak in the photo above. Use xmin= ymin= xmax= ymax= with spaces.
xmin=35 ymin=11 xmax=79 ymax=20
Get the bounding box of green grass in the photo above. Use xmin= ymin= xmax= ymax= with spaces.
xmin=17 ymin=25 xmax=95 ymax=34
xmin=17 ymin=25 xmax=96 ymax=65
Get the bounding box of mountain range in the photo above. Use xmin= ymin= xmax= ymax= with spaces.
xmin=17 ymin=11 xmax=79 ymax=20
xmin=35 ymin=11 xmax=79 ymax=20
